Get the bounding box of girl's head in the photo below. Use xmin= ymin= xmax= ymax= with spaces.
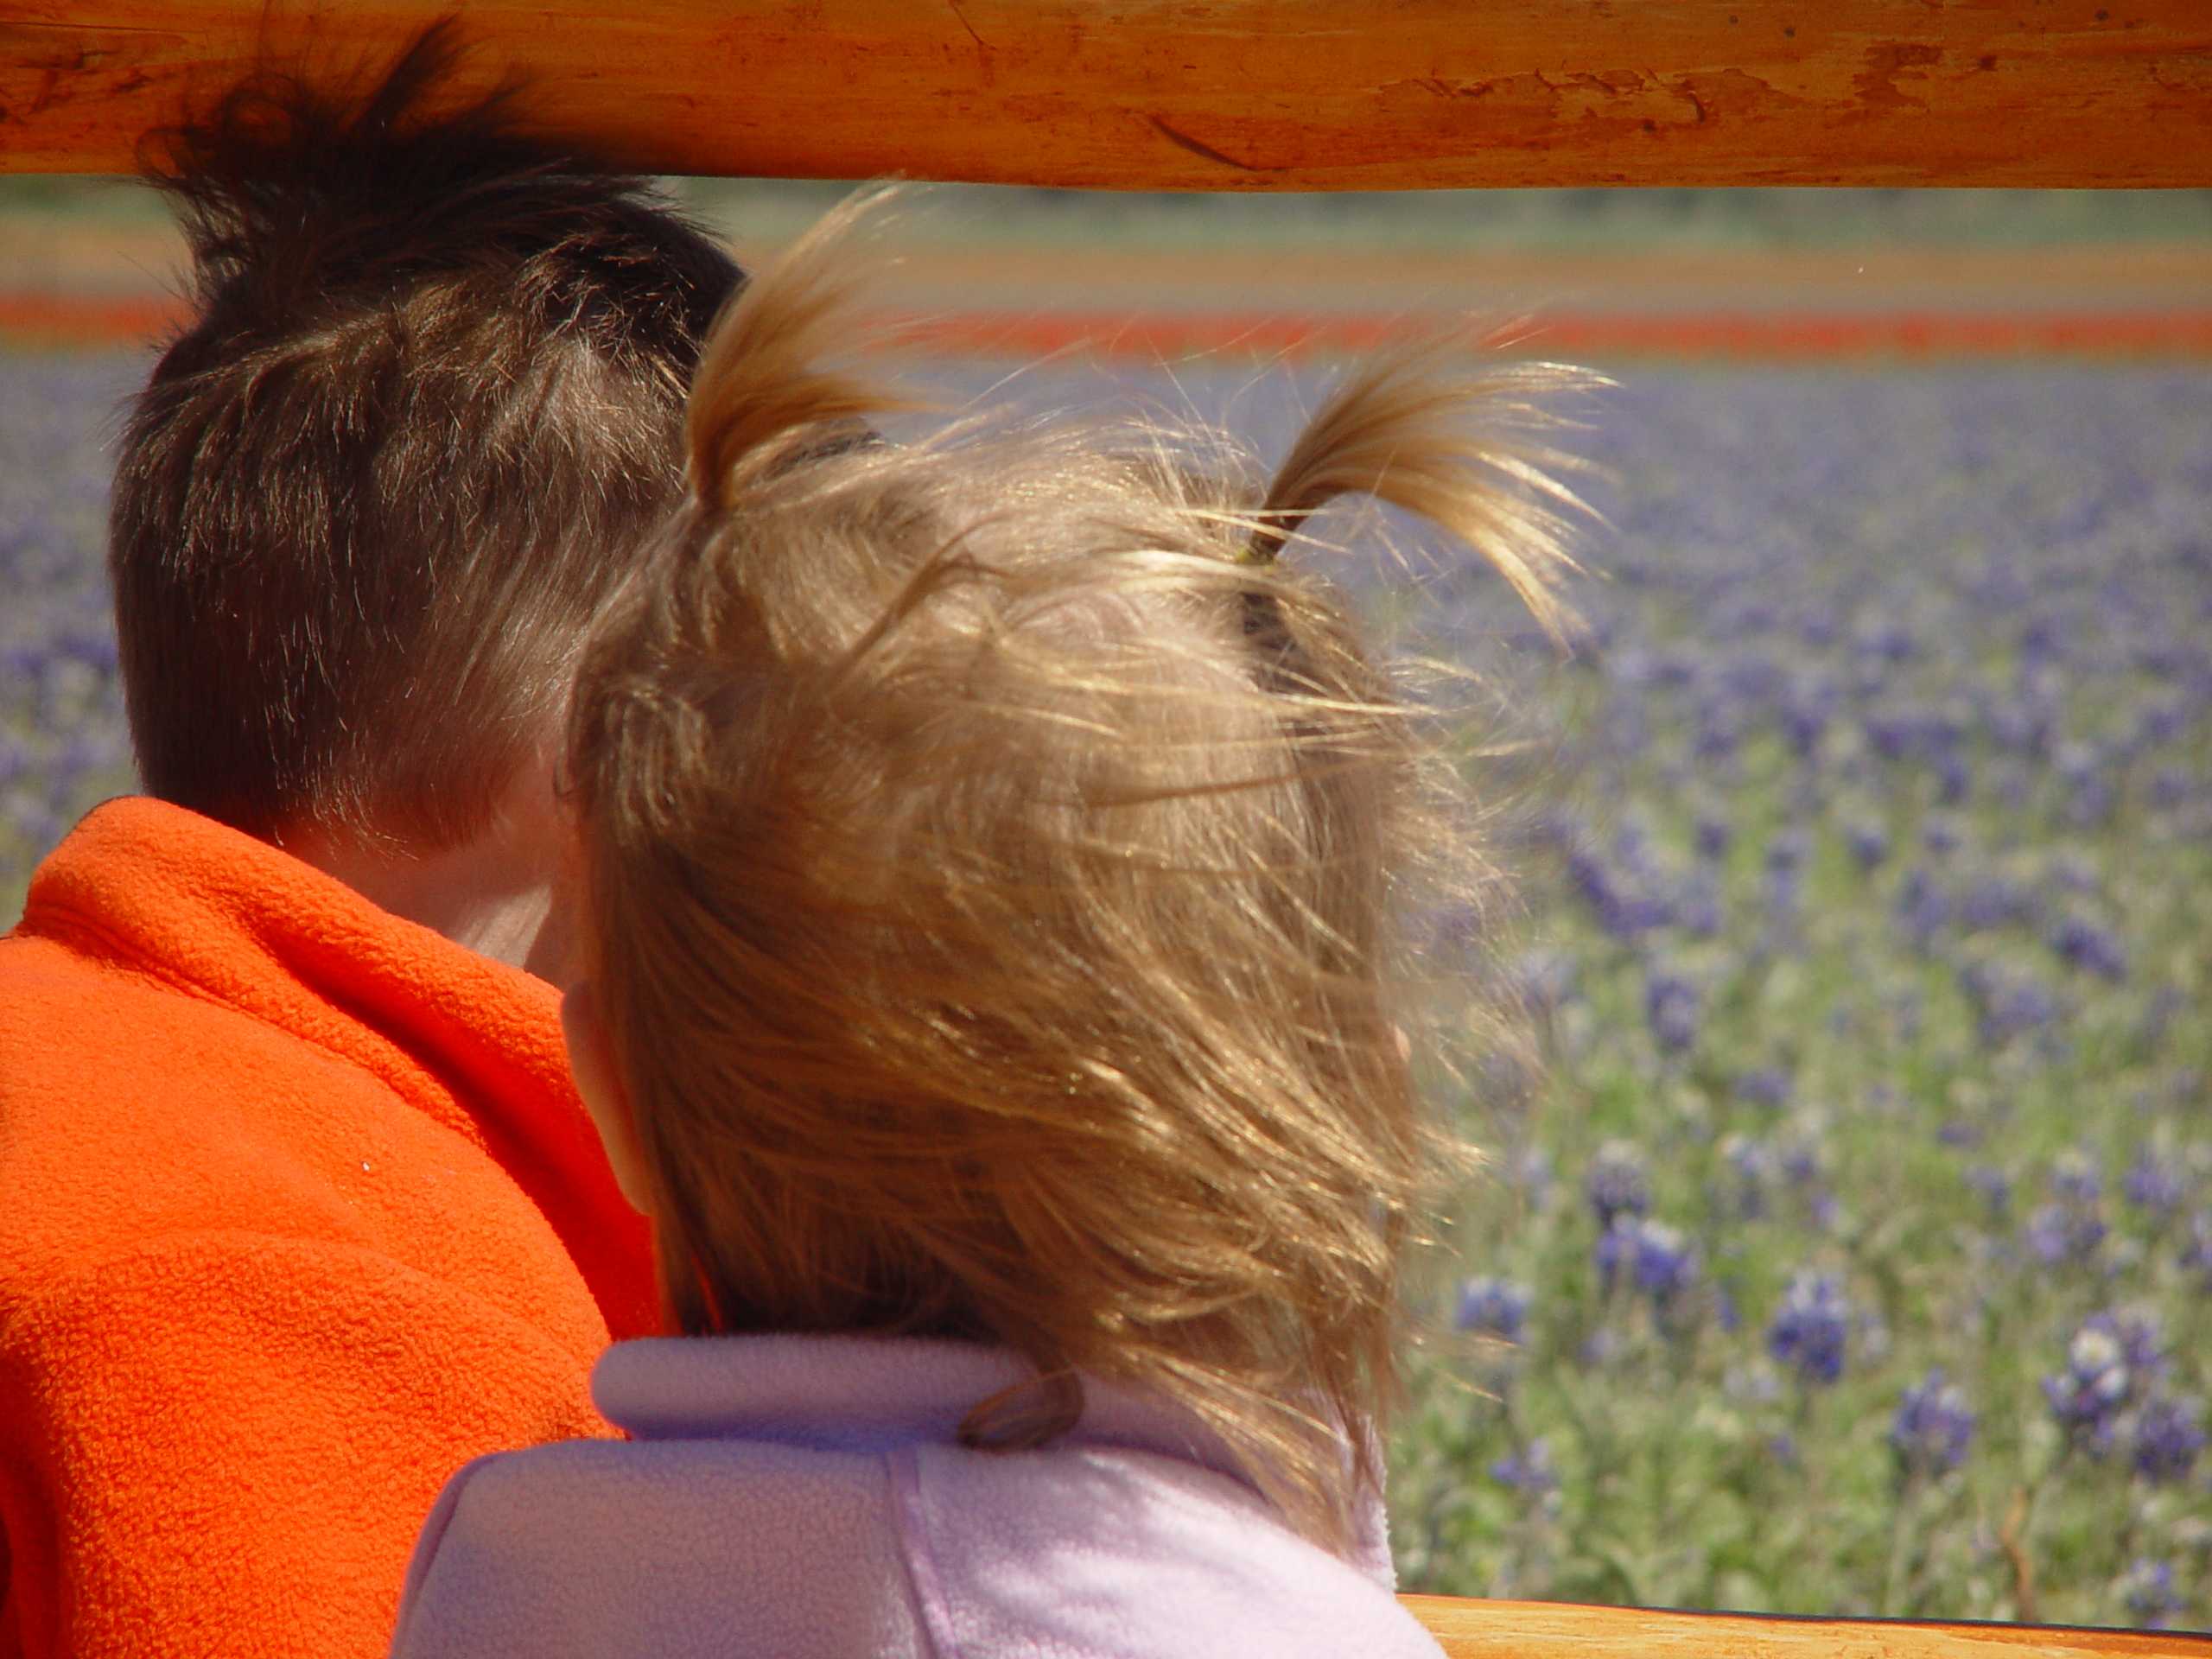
xmin=561 ymin=193 xmax=1589 ymax=1550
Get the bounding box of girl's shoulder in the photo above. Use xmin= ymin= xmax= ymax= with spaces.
xmin=899 ymin=1437 xmax=1441 ymax=1659
xmin=391 ymin=1433 xmax=927 ymax=1658
xmin=392 ymin=1335 xmax=1443 ymax=1658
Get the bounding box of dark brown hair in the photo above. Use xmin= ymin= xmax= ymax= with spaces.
xmin=111 ymin=22 xmax=742 ymax=846
xmin=568 ymin=194 xmax=1592 ymax=1552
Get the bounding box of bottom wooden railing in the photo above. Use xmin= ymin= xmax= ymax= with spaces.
xmin=1400 ymin=1596 xmax=2212 ymax=1657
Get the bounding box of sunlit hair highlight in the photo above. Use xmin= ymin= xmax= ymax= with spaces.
xmin=568 ymin=192 xmax=1592 ymax=1552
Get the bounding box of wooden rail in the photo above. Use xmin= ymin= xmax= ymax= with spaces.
xmin=1402 ymin=1596 xmax=2212 ymax=1657
xmin=2 ymin=2 xmax=2208 ymax=187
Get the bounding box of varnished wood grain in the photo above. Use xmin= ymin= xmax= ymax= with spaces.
xmin=1400 ymin=1596 xmax=2212 ymax=1657
xmin=1 ymin=2 xmax=2207 ymax=187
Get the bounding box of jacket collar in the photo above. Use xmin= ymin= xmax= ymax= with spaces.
xmin=595 ymin=1332 xmax=1247 ymax=1480
xmin=20 ymin=796 xmax=658 ymax=1339
xmin=594 ymin=1333 xmax=1402 ymax=1586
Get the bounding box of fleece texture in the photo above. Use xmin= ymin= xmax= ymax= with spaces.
xmin=0 ymin=798 xmax=658 ymax=1659
xmin=391 ymin=1335 xmax=1443 ymax=1659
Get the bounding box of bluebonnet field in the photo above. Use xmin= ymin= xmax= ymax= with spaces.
xmin=0 ymin=352 xmax=136 ymax=922
xmin=2 ymin=345 xmax=2207 ymax=1630
xmin=1388 ymin=365 xmax=2212 ymax=1631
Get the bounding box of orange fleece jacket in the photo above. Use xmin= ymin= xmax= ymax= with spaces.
xmin=0 ymin=798 xmax=658 ymax=1659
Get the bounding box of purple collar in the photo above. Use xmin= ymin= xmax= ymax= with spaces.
xmin=594 ymin=1333 xmax=1249 ymax=1485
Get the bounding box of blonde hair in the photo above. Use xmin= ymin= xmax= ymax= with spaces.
xmin=567 ymin=193 xmax=1589 ymax=1552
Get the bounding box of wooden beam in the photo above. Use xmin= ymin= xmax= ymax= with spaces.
xmin=1401 ymin=1596 xmax=2212 ymax=1657
xmin=2 ymin=2 xmax=2208 ymax=188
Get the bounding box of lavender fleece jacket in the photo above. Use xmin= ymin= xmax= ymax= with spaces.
xmin=389 ymin=1334 xmax=1443 ymax=1659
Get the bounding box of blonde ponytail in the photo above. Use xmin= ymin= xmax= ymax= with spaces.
xmin=683 ymin=183 xmax=916 ymax=512
xmin=1249 ymin=335 xmax=1599 ymax=641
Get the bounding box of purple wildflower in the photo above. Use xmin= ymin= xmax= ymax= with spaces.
xmin=1454 ymin=1277 xmax=1532 ymax=1344
xmin=1735 ymin=1067 xmax=1791 ymax=1109
xmin=2184 ymin=1212 xmax=2212 ymax=1288
xmin=1675 ymin=875 xmax=1721 ymax=938
xmin=1896 ymin=867 xmax=1948 ymax=945
xmin=1781 ymin=694 xmax=1828 ymax=759
xmin=1585 ymin=1143 xmax=1650 ymax=1229
xmin=2106 ymin=1309 xmax=2165 ymax=1380
xmin=2049 ymin=1148 xmax=2101 ymax=1205
xmin=1645 ymin=972 xmax=1702 ymax=1054
xmin=1572 ymin=847 xmax=1674 ymax=938
xmin=2124 ymin=1145 xmax=2187 ymax=1216
xmin=2024 ymin=1152 xmax=2107 ymax=1267
xmin=1594 ymin=1217 xmax=1704 ymax=1338
xmin=1714 ymin=1281 xmax=1740 ymax=1333
xmin=1891 ymin=1369 xmax=1975 ymax=1479
xmin=1957 ymin=876 xmax=2037 ymax=932
xmin=1765 ymin=830 xmax=1808 ymax=875
xmin=2118 ymin=1560 xmax=2183 ymax=1630
xmin=1935 ymin=750 xmax=1971 ymax=804
xmin=1768 ymin=1272 xmax=1849 ymax=1387
xmin=2044 ymin=1319 xmax=2133 ymax=1449
xmin=1964 ymin=1165 xmax=2011 ymax=1221
xmin=1863 ymin=709 xmax=1917 ymax=759
xmin=1489 ymin=1437 xmax=1558 ymax=1495
xmin=1592 ymin=1216 xmax=1632 ymax=1287
xmin=1780 ymin=1140 xmax=1821 ymax=1186
xmin=2138 ymin=695 xmax=2191 ymax=746
xmin=1845 ymin=821 xmax=1890 ymax=872
xmin=2024 ymin=1203 xmax=2107 ymax=1268
xmin=1630 ymin=1220 xmax=1700 ymax=1300
xmin=2132 ymin=1395 xmax=2205 ymax=1485
xmin=2050 ymin=914 xmax=2128 ymax=981
xmin=2059 ymin=746 xmax=2116 ymax=830
xmin=1960 ymin=961 xmax=2059 ymax=1050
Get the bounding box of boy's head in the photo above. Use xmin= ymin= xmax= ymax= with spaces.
xmin=563 ymin=195 xmax=1588 ymax=1549
xmin=111 ymin=23 xmax=743 ymax=848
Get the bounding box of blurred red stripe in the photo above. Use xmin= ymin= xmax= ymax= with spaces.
xmin=0 ymin=293 xmax=189 ymax=346
xmin=893 ymin=309 xmax=2212 ymax=360
xmin=5 ymin=291 xmax=2210 ymax=359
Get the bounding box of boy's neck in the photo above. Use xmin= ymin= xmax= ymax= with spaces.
xmin=285 ymin=833 xmax=570 ymax=981
xmin=275 ymin=752 xmax=577 ymax=982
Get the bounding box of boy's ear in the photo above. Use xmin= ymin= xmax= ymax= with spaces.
xmin=561 ymin=980 xmax=656 ymax=1217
